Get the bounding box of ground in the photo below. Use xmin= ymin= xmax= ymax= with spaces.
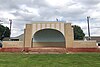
xmin=0 ymin=53 xmax=100 ymax=67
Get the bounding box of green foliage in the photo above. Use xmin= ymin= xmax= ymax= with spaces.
xmin=0 ymin=24 xmax=10 ymax=38
xmin=72 ymin=25 xmax=85 ymax=40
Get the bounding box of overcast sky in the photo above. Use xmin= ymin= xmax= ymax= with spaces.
xmin=0 ymin=0 xmax=100 ymax=37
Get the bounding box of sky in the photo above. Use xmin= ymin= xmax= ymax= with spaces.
xmin=0 ymin=0 xmax=100 ymax=37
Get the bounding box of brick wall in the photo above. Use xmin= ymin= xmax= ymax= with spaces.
xmin=73 ymin=40 xmax=97 ymax=48
xmin=2 ymin=41 xmax=23 ymax=48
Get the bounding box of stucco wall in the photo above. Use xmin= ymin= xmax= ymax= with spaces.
xmin=74 ymin=40 xmax=97 ymax=48
xmin=2 ymin=41 xmax=23 ymax=48
xmin=32 ymin=22 xmax=65 ymax=36
xmin=24 ymin=22 xmax=66 ymax=48
xmin=65 ymin=23 xmax=74 ymax=48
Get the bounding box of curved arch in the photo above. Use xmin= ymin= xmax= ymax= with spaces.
xmin=32 ymin=28 xmax=66 ymax=48
xmin=32 ymin=27 xmax=65 ymax=37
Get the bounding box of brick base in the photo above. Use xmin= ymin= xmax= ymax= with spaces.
xmin=0 ymin=47 xmax=100 ymax=53
xmin=67 ymin=48 xmax=100 ymax=52
xmin=0 ymin=48 xmax=24 ymax=52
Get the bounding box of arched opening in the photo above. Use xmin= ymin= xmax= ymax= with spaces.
xmin=32 ymin=29 xmax=66 ymax=48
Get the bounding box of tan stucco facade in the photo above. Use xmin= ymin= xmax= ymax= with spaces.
xmin=2 ymin=41 xmax=23 ymax=48
xmin=2 ymin=21 xmax=97 ymax=49
xmin=22 ymin=21 xmax=97 ymax=49
xmin=24 ymin=22 xmax=74 ymax=48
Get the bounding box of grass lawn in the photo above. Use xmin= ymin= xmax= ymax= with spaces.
xmin=0 ymin=53 xmax=100 ymax=67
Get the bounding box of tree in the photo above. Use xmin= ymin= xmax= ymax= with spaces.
xmin=72 ymin=25 xmax=85 ymax=40
xmin=0 ymin=24 xmax=10 ymax=40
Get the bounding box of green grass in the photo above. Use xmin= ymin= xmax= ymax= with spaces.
xmin=0 ymin=53 xmax=100 ymax=67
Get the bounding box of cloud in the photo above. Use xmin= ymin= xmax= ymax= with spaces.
xmin=45 ymin=0 xmax=73 ymax=7
xmin=0 ymin=0 xmax=100 ymax=37
xmin=75 ymin=0 xmax=100 ymax=5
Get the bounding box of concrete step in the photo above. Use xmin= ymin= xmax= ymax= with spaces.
xmin=28 ymin=47 xmax=67 ymax=53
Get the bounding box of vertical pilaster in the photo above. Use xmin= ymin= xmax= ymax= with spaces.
xmin=65 ymin=23 xmax=74 ymax=48
xmin=24 ymin=24 xmax=32 ymax=48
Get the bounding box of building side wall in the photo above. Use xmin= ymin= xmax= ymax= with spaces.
xmin=2 ymin=41 xmax=23 ymax=48
xmin=74 ymin=40 xmax=97 ymax=48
